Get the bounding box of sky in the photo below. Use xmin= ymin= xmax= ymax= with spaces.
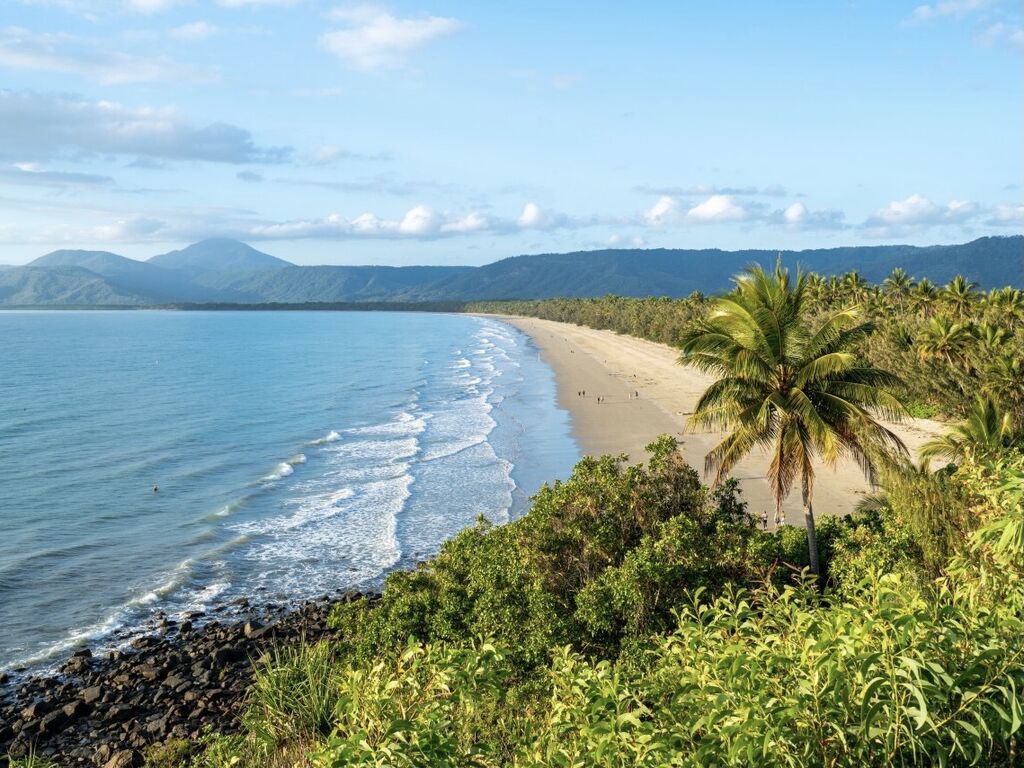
xmin=0 ymin=0 xmax=1021 ymax=266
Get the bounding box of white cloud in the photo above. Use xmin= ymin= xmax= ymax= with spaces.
xmin=635 ymin=183 xmax=787 ymax=197
xmin=974 ymin=22 xmax=1024 ymax=52
xmin=517 ymin=201 xmax=568 ymax=230
xmin=988 ymin=203 xmax=1024 ymax=224
xmin=320 ymin=5 xmax=461 ymax=71
xmin=129 ymin=0 xmax=178 ymax=12
xmin=776 ymin=201 xmax=847 ymax=231
xmin=685 ymin=194 xmax=750 ymax=223
xmin=440 ymin=212 xmax=489 ymax=233
xmin=606 ymin=233 xmax=646 ymax=247
xmin=236 ymin=202 xmax=581 ymax=241
xmin=862 ymin=193 xmax=983 ymax=236
xmin=398 ymin=204 xmax=439 ymax=235
xmin=0 ymin=27 xmax=213 ymax=84
xmin=0 ymin=89 xmax=291 ymax=164
xmin=170 ymin=22 xmax=219 ymax=41
xmin=643 ymin=195 xmax=679 ymax=226
xmin=517 ymin=202 xmax=545 ymax=228
xmin=782 ymin=202 xmax=807 ymax=226
xmin=642 ymin=194 xmax=755 ymax=226
xmin=0 ymin=162 xmax=114 ymax=189
xmin=909 ymin=0 xmax=990 ymax=22
xmin=304 ymin=144 xmax=389 ymax=165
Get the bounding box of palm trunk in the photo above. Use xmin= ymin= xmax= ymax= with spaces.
xmin=804 ymin=500 xmax=819 ymax=576
xmin=802 ymin=476 xmax=820 ymax=577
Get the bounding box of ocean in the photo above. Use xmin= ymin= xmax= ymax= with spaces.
xmin=0 ymin=310 xmax=579 ymax=671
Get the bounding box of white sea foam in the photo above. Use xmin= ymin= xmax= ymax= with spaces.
xmin=261 ymin=453 xmax=306 ymax=482
xmin=308 ymin=430 xmax=341 ymax=446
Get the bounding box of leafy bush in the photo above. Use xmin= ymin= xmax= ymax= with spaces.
xmin=192 ymin=447 xmax=1024 ymax=766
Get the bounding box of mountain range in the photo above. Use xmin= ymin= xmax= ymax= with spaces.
xmin=1 ymin=235 xmax=1021 ymax=306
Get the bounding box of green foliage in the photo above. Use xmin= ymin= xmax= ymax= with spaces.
xmin=189 ymin=440 xmax=1024 ymax=767
xmin=5 ymin=753 xmax=59 ymax=768
xmin=921 ymin=396 xmax=1022 ymax=463
xmin=331 ymin=437 xmax=813 ymax=671
xmin=145 ymin=740 xmax=195 ymax=768
xmin=828 ymin=507 xmax=928 ymax=595
xmin=241 ymin=640 xmax=343 ymax=756
xmin=471 ymin=272 xmax=1024 ymax=430
xmin=905 ymin=400 xmax=939 ymax=419
xmin=311 ymin=640 xmax=530 ymax=767
xmin=679 ymin=262 xmax=908 ymax=575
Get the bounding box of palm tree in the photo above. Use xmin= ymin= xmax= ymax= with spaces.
xmin=941 ymin=275 xmax=979 ymax=320
xmin=974 ymin=322 xmax=1010 ymax=355
xmin=679 ymin=264 xmax=908 ymax=575
xmin=882 ymin=268 xmax=913 ymax=312
xmin=909 ymin=278 xmax=939 ymax=317
xmin=920 ymin=396 xmax=1020 ymax=464
xmin=916 ymin=316 xmax=975 ymax=372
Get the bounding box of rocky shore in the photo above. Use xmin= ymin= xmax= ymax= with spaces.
xmin=0 ymin=591 xmax=379 ymax=767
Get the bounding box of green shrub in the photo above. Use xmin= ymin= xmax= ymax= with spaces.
xmin=144 ymin=740 xmax=195 ymax=768
xmin=906 ymin=400 xmax=940 ymax=419
xmin=242 ymin=640 xmax=343 ymax=757
xmin=195 ymin=446 xmax=1024 ymax=766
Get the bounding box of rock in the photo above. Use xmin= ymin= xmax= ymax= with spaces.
xmin=21 ymin=700 xmax=49 ymax=719
xmin=72 ymin=648 xmax=93 ymax=660
xmin=243 ymin=620 xmax=262 ymax=637
xmin=81 ymin=685 xmax=103 ymax=704
xmin=62 ymin=699 xmax=89 ymax=719
xmin=38 ymin=708 xmax=68 ymax=735
xmin=137 ymin=665 xmax=163 ymax=682
xmin=103 ymin=749 xmax=142 ymax=768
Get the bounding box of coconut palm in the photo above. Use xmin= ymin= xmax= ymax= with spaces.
xmin=679 ymin=263 xmax=908 ymax=575
xmin=941 ymin=275 xmax=979 ymax=320
xmin=882 ymin=268 xmax=914 ymax=312
xmin=920 ymin=396 xmax=1020 ymax=464
xmin=909 ymin=278 xmax=939 ymax=317
xmin=974 ymin=322 xmax=1011 ymax=355
xmin=917 ymin=316 xmax=975 ymax=372
xmin=883 ymin=267 xmax=913 ymax=295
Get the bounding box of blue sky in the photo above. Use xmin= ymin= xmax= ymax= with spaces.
xmin=1 ymin=0 xmax=1021 ymax=265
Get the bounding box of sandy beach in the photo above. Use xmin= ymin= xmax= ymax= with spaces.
xmin=501 ymin=315 xmax=945 ymax=526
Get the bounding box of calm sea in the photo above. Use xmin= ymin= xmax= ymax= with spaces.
xmin=0 ymin=311 xmax=578 ymax=671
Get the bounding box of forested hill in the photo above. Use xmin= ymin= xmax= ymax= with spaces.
xmin=0 ymin=235 xmax=1020 ymax=306
xmin=414 ymin=236 xmax=1024 ymax=300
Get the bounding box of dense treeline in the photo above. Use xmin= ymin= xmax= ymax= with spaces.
xmin=468 ymin=269 xmax=1024 ymax=425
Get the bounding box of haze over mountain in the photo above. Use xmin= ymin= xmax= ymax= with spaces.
xmin=148 ymin=239 xmax=292 ymax=277
xmin=1 ymin=235 xmax=1020 ymax=307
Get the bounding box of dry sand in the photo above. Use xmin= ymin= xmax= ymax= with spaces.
xmin=498 ymin=315 xmax=945 ymax=527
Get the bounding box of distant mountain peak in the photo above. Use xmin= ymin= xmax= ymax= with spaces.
xmin=149 ymin=239 xmax=292 ymax=275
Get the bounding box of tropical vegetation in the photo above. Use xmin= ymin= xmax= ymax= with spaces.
xmin=677 ymin=264 xmax=906 ymax=574
xmin=13 ymin=265 xmax=1024 ymax=767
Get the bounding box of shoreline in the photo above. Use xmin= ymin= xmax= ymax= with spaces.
xmin=498 ymin=315 xmax=945 ymax=524
xmin=0 ymin=591 xmax=377 ymax=766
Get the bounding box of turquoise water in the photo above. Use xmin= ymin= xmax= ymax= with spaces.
xmin=0 ymin=311 xmax=579 ymax=671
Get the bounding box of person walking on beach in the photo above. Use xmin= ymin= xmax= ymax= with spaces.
xmin=760 ymin=510 xmax=768 ymax=530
